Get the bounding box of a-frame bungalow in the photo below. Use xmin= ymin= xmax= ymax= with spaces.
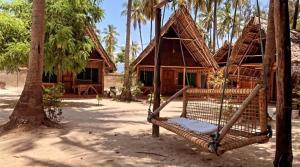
xmin=221 ymin=17 xmax=300 ymax=101
xmin=131 ymin=7 xmax=219 ymax=96
xmin=43 ymin=26 xmax=116 ymax=96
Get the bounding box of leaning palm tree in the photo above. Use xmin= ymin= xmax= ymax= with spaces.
xmin=103 ymin=24 xmax=119 ymax=60
xmin=120 ymin=0 xmax=133 ymax=101
xmin=122 ymin=0 xmax=146 ymax=50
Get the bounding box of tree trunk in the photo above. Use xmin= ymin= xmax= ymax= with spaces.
xmin=292 ymin=0 xmax=299 ymax=30
xmin=5 ymin=0 xmax=46 ymax=129
xmin=263 ymin=0 xmax=276 ymax=122
xmin=139 ymin=22 xmax=144 ymax=50
xmin=152 ymin=7 xmax=161 ymax=137
xmin=273 ymin=0 xmax=293 ymax=166
xmin=212 ymin=0 xmax=217 ymax=54
xmin=121 ymin=0 xmax=133 ymax=101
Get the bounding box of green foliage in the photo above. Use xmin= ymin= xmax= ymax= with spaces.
xmin=96 ymin=94 xmax=102 ymax=106
xmin=147 ymin=93 xmax=164 ymax=103
xmin=293 ymin=85 xmax=300 ymax=106
xmin=0 ymin=0 xmax=104 ymax=74
xmin=103 ymin=24 xmax=119 ymax=60
xmin=43 ymin=84 xmax=64 ymax=123
xmin=116 ymin=47 xmax=125 ymax=63
xmin=0 ymin=0 xmax=31 ymax=72
xmin=131 ymin=81 xmax=143 ymax=98
xmin=208 ymin=70 xmax=226 ymax=89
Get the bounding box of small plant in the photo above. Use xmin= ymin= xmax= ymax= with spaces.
xmin=208 ymin=70 xmax=227 ymax=89
xmin=131 ymin=81 xmax=143 ymax=98
xmin=96 ymin=94 xmax=102 ymax=106
xmin=147 ymin=93 xmax=164 ymax=103
xmin=293 ymin=85 xmax=300 ymax=107
xmin=43 ymin=83 xmax=64 ymax=123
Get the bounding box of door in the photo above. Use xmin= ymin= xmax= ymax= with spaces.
xmin=161 ymin=69 xmax=176 ymax=95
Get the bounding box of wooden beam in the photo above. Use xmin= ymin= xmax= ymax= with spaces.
xmin=152 ymin=7 xmax=162 ymax=137
xmin=162 ymin=37 xmax=195 ymax=41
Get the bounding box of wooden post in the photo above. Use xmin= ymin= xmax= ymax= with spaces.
xmin=152 ymin=7 xmax=162 ymax=137
xmin=182 ymin=68 xmax=187 ymax=117
xmin=273 ymin=0 xmax=293 ymax=166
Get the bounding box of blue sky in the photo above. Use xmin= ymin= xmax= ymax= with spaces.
xmin=96 ymin=0 xmax=269 ymax=54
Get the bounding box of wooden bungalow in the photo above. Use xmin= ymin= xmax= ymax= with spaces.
xmin=131 ymin=7 xmax=219 ymax=96
xmin=43 ymin=26 xmax=116 ymax=96
xmin=222 ymin=17 xmax=300 ymax=101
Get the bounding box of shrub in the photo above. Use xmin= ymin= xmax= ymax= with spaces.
xmin=147 ymin=93 xmax=164 ymax=103
xmin=131 ymin=81 xmax=143 ymax=98
xmin=43 ymin=83 xmax=64 ymax=122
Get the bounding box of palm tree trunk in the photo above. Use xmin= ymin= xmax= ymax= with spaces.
xmin=213 ymin=0 xmax=217 ymax=54
xmin=273 ymin=0 xmax=293 ymax=166
xmin=121 ymin=0 xmax=133 ymax=101
xmin=262 ymin=0 xmax=276 ymax=118
xmin=5 ymin=0 xmax=46 ymax=129
xmin=139 ymin=22 xmax=144 ymax=50
xmin=292 ymin=0 xmax=299 ymax=29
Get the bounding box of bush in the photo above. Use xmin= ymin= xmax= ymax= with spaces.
xmin=131 ymin=81 xmax=143 ymax=98
xmin=43 ymin=84 xmax=64 ymax=122
xmin=147 ymin=93 xmax=164 ymax=103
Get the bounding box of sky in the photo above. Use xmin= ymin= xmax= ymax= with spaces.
xmin=96 ymin=0 xmax=269 ymax=55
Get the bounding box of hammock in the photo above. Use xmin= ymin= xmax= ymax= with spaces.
xmin=147 ymin=0 xmax=272 ymax=155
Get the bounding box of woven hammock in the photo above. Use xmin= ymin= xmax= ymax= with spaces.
xmin=149 ymin=85 xmax=271 ymax=155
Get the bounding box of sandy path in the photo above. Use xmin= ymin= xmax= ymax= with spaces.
xmin=0 ymin=88 xmax=299 ymax=167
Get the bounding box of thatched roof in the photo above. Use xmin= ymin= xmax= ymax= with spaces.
xmin=213 ymin=41 xmax=232 ymax=66
xmin=229 ymin=17 xmax=267 ymax=66
xmin=86 ymin=26 xmax=116 ymax=71
xmin=227 ymin=16 xmax=300 ymax=78
xmin=131 ymin=6 xmax=218 ymax=70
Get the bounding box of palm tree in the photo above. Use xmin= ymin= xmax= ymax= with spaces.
xmin=199 ymin=0 xmax=213 ymax=48
xmin=142 ymin=0 xmax=158 ymax=40
xmin=103 ymin=24 xmax=119 ymax=60
xmin=191 ymin=0 xmax=205 ymax=21
xmin=212 ymin=0 xmax=222 ymax=53
xmin=131 ymin=41 xmax=140 ymax=60
xmin=121 ymin=0 xmax=133 ymax=101
xmin=218 ymin=0 xmax=232 ymax=42
xmin=122 ymin=0 xmax=146 ymax=50
xmin=5 ymin=0 xmax=47 ymax=129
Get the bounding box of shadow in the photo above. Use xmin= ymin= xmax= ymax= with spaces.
xmin=23 ymin=156 xmax=73 ymax=167
xmin=0 ymin=90 xmax=299 ymax=166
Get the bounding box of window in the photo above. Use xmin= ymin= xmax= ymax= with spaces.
xmin=139 ymin=70 xmax=154 ymax=86
xmin=42 ymin=72 xmax=57 ymax=83
xmin=77 ymin=68 xmax=99 ymax=84
xmin=178 ymin=72 xmax=197 ymax=87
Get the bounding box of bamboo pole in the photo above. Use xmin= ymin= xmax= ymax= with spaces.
xmin=218 ymin=84 xmax=262 ymax=142
xmin=152 ymin=7 xmax=162 ymax=137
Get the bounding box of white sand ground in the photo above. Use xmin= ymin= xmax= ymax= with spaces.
xmin=0 ymin=87 xmax=299 ymax=167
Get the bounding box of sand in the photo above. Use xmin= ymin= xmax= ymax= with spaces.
xmin=0 ymin=87 xmax=299 ymax=167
